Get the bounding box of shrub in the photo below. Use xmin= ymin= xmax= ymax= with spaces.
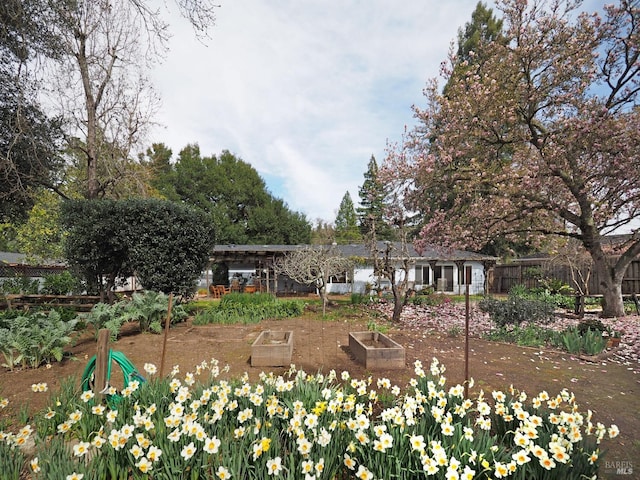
xmin=411 ymin=292 xmax=447 ymax=307
xmin=61 ymin=198 xmax=214 ymax=299
xmin=513 ymin=282 xmax=575 ymax=309
xmin=576 ymin=317 xmax=607 ymax=335
xmin=41 ymin=271 xmax=85 ymax=295
xmin=538 ymin=277 xmax=574 ymax=295
xmin=479 ymin=293 xmax=556 ymax=327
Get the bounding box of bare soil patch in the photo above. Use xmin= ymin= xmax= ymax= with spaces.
xmin=1 ymin=302 xmax=638 ymax=479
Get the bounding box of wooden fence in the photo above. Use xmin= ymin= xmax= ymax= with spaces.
xmin=490 ymin=259 xmax=640 ymax=295
xmin=1 ymin=294 xmax=101 ymax=312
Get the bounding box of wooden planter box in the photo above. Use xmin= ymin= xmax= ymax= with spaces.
xmin=251 ymin=330 xmax=293 ymax=367
xmin=348 ymin=332 xmax=405 ymax=369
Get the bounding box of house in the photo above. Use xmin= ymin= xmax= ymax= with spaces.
xmin=209 ymin=243 xmax=497 ymax=296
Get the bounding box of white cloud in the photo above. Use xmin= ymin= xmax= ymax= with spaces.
xmin=150 ymin=0 xmax=482 ymax=222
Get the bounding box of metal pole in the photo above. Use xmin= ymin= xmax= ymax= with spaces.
xmin=160 ymin=293 xmax=173 ymax=377
xmin=464 ymin=283 xmax=470 ymax=398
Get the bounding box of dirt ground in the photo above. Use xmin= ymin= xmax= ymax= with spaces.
xmin=1 ymin=304 xmax=638 ymax=479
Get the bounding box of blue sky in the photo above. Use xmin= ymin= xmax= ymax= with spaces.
xmin=147 ymin=1 xmax=495 ymax=223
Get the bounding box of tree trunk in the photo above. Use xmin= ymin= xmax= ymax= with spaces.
xmin=590 ymin=249 xmax=625 ymax=318
xmin=601 ymin=281 xmax=624 ymax=318
xmin=391 ymin=284 xmax=403 ymax=323
xmin=319 ymin=285 xmax=328 ymax=316
xmin=76 ymin=33 xmax=100 ymax=199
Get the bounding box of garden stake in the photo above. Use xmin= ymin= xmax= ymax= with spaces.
xmin=159 ymin=293 xmax=173 ymax=377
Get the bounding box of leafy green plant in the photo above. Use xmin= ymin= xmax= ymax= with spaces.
xmin=41 ymin=271 xmax=85 ymax=295
xmin=447 ymin=325 xmax=462 ymax=337
xmin=538 ymin=277 xmax=574 ymax=295
xmin=81 ymin=291 xmax=188 ymax=339
xmin=411 ymin=292 xmax=447 ymax=306
xmin=124 ymin=291 xmax=173 ymax=333
xmin=350 ymin=293 xmax=370 ymax=305
xmin=193 ymin=293 xmax=304 ymax=325
xmin=483 ymin=324 xmax=556 ymax=347
xmin=556 ymin=327 xmax=607 ymax=355
xmin=0 ymin=310 xmax=79 ymax=370
xmin=0 ymin=435 xmax=24 ymax=480
xmin=479 ymin=290 xmax=556 ymax=327
xmin=0 ymin=275 xmax=40 ymax=295
xmin=367 ymin=319 xmax=389 ymax=334
xmin=81 ymin=301 xmax=128 ymax=340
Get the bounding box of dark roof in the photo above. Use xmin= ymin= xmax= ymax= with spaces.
xmin=211 ymin=243 xmax=496 ymax=263
xmin=0 ymin=251 xmax=65 ymax=267
xmin=0 ymin=252 xmax=28 ymax=265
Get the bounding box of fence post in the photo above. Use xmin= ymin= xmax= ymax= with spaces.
xmin=94 ymin=329 xmax=110 ymax=402
xmin=632 ymin=293 xmax=640 ymax=315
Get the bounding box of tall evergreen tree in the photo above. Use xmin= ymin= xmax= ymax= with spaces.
xmin=357 ymin=155 xmax=395 ymax=241
xmin=442 ymin=2 xmax=504 ymax=98
xmin=1 ymin=0 xmax=64 ymax=221
xmin=149 ymin=144 xmax=311 ymax=245
xmin=456 ymin=2 xmax=503 ymax=62
xmin=334 ymin=191 xmax=361 ymax=244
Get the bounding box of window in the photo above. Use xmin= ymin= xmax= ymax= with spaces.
xmin=329 ymin=271 xmax=347 ymax=283
xmin=415 ymin=265 xmax=430 ymax=285
xmin=414 ymin=265 xmax=423 ymax=284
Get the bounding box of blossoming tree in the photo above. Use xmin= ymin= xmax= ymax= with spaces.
xmin=389 ymin=0 xmax=640 ymax=317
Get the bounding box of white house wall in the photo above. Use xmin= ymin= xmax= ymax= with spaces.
xmin=326 ymin=261 xmax=487 ymax=296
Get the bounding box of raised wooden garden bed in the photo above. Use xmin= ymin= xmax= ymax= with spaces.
xmin=348 ymin=331 xmax=405 ymax=369
xmin=251 ymin=330 xmax=293 ymax=367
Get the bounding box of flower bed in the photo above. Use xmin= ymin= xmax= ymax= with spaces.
xmin=0 ymin=357 xmax=618 ymax=479
xmin=376 ymin=302 xmax=640 ymax=366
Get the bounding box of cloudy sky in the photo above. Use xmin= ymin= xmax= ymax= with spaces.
xmin=149 ymin=1 xmax=488 ymax=223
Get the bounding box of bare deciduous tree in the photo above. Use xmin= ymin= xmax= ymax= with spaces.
xmin=545 ymin=239 xmax=593 ymax=296
xmin=364 ymin=193 xmax=414 ymax=323
xmin=43 ymin=0 xmax=218 ymax=200
xmin=274 ymin=245 xmax=353 ymax=315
